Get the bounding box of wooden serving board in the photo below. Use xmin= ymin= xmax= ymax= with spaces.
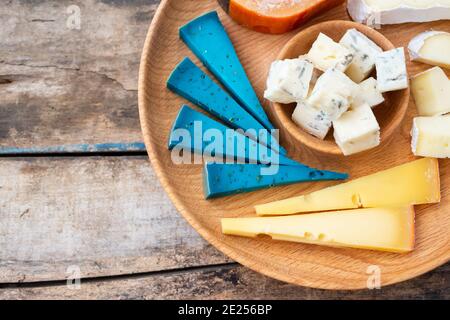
xmin=138 ymin=0 xmax=450 ymax=289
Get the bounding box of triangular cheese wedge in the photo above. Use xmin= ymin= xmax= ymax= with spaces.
xmin=222 ymin=207 xmax=415 ymax=253
xmin=255 ymin=158 xmax=440 ymax=216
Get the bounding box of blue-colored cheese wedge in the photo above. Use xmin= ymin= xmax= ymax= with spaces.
xmin=204 ymin=163 xmax=348 ymax=199
xmin=167 ymin=57 xmax=286 ymax=154
xmin=168 ymin=105 xmax=301 ymax=167
xmin=179 ymin=11 xmax=274 ymax=130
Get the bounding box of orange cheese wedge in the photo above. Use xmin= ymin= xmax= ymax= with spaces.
xmin=219 ymin=0 xmax=345 ymax=34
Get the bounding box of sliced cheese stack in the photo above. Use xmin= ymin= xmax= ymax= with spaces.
xmin=222 ymin=207 xmax=415 ymax=253
xmin=255 ymin=158 xmax=440 ymax=216
xmin=265 ymin=28 xmax=408 ymax=155
xmin=408 ymin=31 xmax=450 ymax=69
xmin=348 ymin=0 xmax=450 ymax=25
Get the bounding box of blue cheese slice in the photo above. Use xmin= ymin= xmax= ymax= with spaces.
xmin=376 ymin=48 xmax=409 ymax=92
xmin=307 ymin=33 xmax=354 ymax=72
xmin=264 ymin=58 xmax=314 ymax=104
xmin=339 ymin=28 xmax=383 ymax=83
xmin=292 ymin=101 xmax=332 ymax=140
xmin=353 ymin=77 xmax=385 ymax=108
xmin=333 ymin=103 xmax=381 ymax=155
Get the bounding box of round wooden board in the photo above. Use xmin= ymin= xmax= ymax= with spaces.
xmin=138 ymin=0 xmax=450 ymax=290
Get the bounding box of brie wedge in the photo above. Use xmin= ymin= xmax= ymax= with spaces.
xmin=412 ymin=116 xmax=450 ymax=158
xmin=408 ymin=31 xmax=450 ymax=69
xmin=348 ymin=0 xmax=450 ymax=25
xmin=411 ymin=66 xmax=450 ymax=116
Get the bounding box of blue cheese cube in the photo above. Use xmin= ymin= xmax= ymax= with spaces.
xmin=292 ymin=101 xmax=332 ymax=140
xmin=307 ymin=33 xmax=354 ymax=72
xmin=308 ymin=92 xmax=350 ymax=121
xmin=339 ymin=28 xmax=383 ymax=83
xmin=376 ymin=48 xmax=409 ymax=92
xmin=333 ymin=103 xmax=381 ymax=155
xmin=353 ymin=77 xmax=385 ymax=108
xmin=264 ymin=58 xmax=314 ymax=104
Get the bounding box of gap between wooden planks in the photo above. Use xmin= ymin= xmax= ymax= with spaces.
xmin=0 ymin=156 xmax=230 ymax=283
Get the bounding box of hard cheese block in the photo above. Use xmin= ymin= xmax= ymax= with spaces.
xmin=339 ymin=28 xmax=383 ymax=83
xmin=223 ymin=207 xmax=415 ymax=253
xmin=412 ymin=116 xmax=450 ymax=158
xmin=264 ymin=58 xmax=314 ymax=104
xmin=168 ymin=105 xmax=302 ymax=166
xmin=333 ymin=103 xmax=380 ymax=156
xmin=409 ymin=31 xmax=450 ymax=69
xmin=255 ymin=158 xmax=440 ymax=216
xmin=376 ymin=48 xmax=408 ymax=93
xmin=411 ymin=67 xmax=450 ymax=116
xmin=204 ymin=163 xmax=348 ymax=199
xmin=180 ymin=11 xmax=274 ymax=130
xmin=167 ymin=57 xmax=285 ymax=154
xmin=348 ymin=0 xmax=450 ymax=25
xmin=218 ymin=0 xmax=346 ymax=34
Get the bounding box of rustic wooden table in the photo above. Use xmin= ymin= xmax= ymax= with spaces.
xmin=0 ymin=0 xmax=448 ymax=300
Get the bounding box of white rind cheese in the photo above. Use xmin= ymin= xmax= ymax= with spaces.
xmin=411 ymin=66 xmax=450 ymax=116
xmin=264 ymin=59 xmax=314 ymax=104
xmin=411 ymin=116 xmax=450 ymax=158
xmin=307 ymin=33 xmax=354 ymax=72
xmin=292 ymin=101 xmax=332 ymax=140
xmin=348 ymin=0 xmax=450 ymax=25
xmin=376 ymin=48 xmax=409 ymax=92
xmin=340 ymin=28 xmax=383 ymax=83
xmin=333 ymin=103 xmax=380 ymax=155
xmin=353 ymin=77 xmax=385 ymax=108
xmin=408 ymin=31 xmax=450 ymax=69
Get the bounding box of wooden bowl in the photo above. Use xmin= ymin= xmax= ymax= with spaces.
xmin=272 ymin=20 xmax=411 ymax=155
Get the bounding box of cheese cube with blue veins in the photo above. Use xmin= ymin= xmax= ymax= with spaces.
xmin=307 ymin=33 xmax=354 ymax=72
xmin=376 ymin=48 xmax=409 ymax=93
xmin=339 ymin=28 xmax=383 ymax=83
xmin=292 ymin=101 xmax=332 ymax=140
xmin=333 ymin=103 xmax=380 ymax=155
xmin=264 ymin=58 xmax=314 ymax=104
xmin=353 ymin=77 xmax=385 ymax=108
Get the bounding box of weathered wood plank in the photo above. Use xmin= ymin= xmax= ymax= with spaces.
xmin=0 ymin=0 xmax=160 ymax=152
xmin=0 ymin=157 xmax=229 ymax=283
xmin=1 ymin=263 xmax=448 ymax=300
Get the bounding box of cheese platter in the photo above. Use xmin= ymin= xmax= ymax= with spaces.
xmin=138 ymin=0 xmax=450 ymax=289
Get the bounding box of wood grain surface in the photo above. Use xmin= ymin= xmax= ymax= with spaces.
xmin=139 ymin=0 xmax=450 ymax=289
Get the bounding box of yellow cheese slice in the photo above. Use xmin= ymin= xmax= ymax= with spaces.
xmin=255 ymin=158 xmax=440 ymax=216
xmin=222 ymin=207 xmax=415 ymax=253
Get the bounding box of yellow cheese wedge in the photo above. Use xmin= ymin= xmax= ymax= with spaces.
xmin=222 ymin=207 xmax=415 ymax=253
xmin=255 ymin=158 xmax=440 ymax=216
xmin=411 ymin=67 xmax=450 ymax=116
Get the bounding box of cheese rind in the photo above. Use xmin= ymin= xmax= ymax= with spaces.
xmin=223 ymin=207 xmax=415 ymax=253
xmin=408 ymin=31 xmax=450 ymax=69
xmin=255 ymin=158 xmax=440 ymax=216
xmin=307 ymin=33 xmax=354 ymax=72
xmin=339 ymin=28 xmax=383 ymax=83
xmin=352 ymin=77 xmax=385 ymax=108
xmin=411 ymin=116 xmax=450 ymax=158
xmin=264 ymin=58 xmax=314 ymax=104
xmin=348 ymin=0 xmax=450 ymax=25
xmin=411 ymin=66 xmax=450 ymax=116
xmin=203 ymin=163 xmax=348 ymax=199
xmin=333 ymin=103 xmax=380 ymax=155
xmin=376 ymin=48 xmax=409 ymax=92
xmin=292 ymin=101 xmax=332 ymax=140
